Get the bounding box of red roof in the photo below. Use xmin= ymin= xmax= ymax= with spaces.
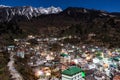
xmin=113 ymin=75 xmax=120 ymax=80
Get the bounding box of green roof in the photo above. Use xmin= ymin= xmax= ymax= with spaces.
xmin=60 ymin=53 xmax=68 ymax=57
xmin=81 ymin=72 xmax=86 ymax=77
xmin=113 ymin=57 xmax=119 ymax=61
xmin=8 ymin=45 xmax=15 ymax=48
xmin=62 ymin=66 xmax=84 ymax=76
xmin=109 ymin=57 xmax=119 ymax=61
xmin=97 ymin=56 xmax=103 ymax=60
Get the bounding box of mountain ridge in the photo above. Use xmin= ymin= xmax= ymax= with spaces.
xmin=0 ymin=6 xmax=120 ymax=48
xmin=0 ymin=5 xmax=120 ymax=22
xmin=0 ymin=5 xmax=62 ymax=22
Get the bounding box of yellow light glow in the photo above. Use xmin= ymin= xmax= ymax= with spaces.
xmin=46 ymin=72 xmax=51 ymax=76
xmin=35 ymin=70 xmax=44 ymax=77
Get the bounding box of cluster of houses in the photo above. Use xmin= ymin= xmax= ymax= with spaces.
xmin=60 ymin=44 xmax=120 ymax=80
xmin=5 ymin=35 xmax=120 ymax=80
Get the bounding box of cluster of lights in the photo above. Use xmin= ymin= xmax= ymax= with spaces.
xmin=34 ymin=68 xmax=51 ymax=78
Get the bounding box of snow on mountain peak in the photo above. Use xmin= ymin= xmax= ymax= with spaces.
xmin=0 ymin=5 xmax=11 ymax=8
xmin=0 ymin=5 xmax=62 ymax=21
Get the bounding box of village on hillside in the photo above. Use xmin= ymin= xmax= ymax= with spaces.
xmin=2 ymin=35 xmax=120 ymax=80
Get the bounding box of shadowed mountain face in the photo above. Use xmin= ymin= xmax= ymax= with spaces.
xmin=0 ymin=7 xmax=120 ymax=47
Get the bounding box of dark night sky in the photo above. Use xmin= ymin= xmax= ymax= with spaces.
xmin=0 ymin=0 xmax=120 ymax=12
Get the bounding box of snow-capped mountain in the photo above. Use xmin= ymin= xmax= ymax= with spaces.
xmin=0 ymin=5 xmax=11 ymax=8
xmin=0 ymin=5 xmax=62 ymax=21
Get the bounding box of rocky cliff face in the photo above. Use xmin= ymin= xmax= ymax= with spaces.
xmin=0 ymin=5 xmax=62 ymax=21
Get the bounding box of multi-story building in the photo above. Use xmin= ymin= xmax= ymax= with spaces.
xmin=62 ymin=66 xmax=85 ymax=80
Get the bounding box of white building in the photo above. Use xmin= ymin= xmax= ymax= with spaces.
xmin=7 ymin=45 xmax=15 ymax=51
xmin=17 ymin=51 xmax=25 ymax=58
xmin=62 ymin=66 xmax=85 ymax=80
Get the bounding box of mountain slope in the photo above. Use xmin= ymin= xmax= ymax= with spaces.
xmin=17 ymin=7 xmax=120 ymax=47
xmin=1 ymin=7 xmax=120 ymax=48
